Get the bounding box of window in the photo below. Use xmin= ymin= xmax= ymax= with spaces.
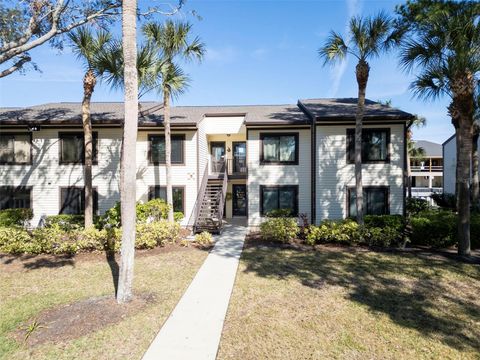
xmin=149 ymin=134 xmax=185 ymax=164
xmin=0 ymin=187 xmax=31 ymax=209
xmin=260 ymin=133 xmax=298 ymax=164
xmin=148 ymin=186 xmax=185 ymax=213
xmin=348 ymin=187 xmax=389 ymax=217
xmin=347 ymin=128 xmax=390 ymax=163
xmin=60 ymin=187 xmax=98 ymax=215
xmin=260 ymin=185 xmax=298 ymax=216
xmin=0 ymin=133 xmax=31 ymax=164
xmin=59 ymin=132 xmax=98 ymax=164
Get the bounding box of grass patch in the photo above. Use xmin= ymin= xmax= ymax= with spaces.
xmin=218 ymin=244 xmax=480 ymax=359
xmin=0 ymin=247 xmax=207 ymax=360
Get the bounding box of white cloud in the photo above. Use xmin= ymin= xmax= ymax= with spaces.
xmin=328 ymin=0 xmax=363 ymax=97
xmin=251 ymin=48 xmax=268 ymax=60
xmin=204 ymin=46 xmax=239 ymax=64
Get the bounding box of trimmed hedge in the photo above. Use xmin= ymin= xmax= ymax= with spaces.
xmin=260 ymin=217 xmax=298 ymax=243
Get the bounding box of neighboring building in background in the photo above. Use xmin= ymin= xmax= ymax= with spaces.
xmin=410 ymin=140 xmax=443 ymax=204
xmin=443 ymin=134 xmax=480 ymax=195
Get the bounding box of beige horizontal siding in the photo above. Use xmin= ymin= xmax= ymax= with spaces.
xmin=315 ymin=124 xmax=404 ymax=223
xmin=247 ymin=129 xmax=311 ymax=227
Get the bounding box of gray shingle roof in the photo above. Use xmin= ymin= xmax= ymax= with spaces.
xmin=414 ymin=140 xmax=442 ymax=157
xmin=0 ymin=98 xmax=412 ymax=127
xmin=299 ymin=98 xmax=414 ymax=121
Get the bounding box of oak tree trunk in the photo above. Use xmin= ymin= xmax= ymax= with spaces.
xmin=164 ymin=89 xmax=174 ymax=223
xmin=82 ymin=68 xmax=96 ymax=228
xmin=354 ymin=59 xmax=369 ymax=225
xmin=117 ymin=0 xmax=138 ymax=304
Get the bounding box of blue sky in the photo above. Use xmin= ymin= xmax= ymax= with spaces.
xmin=0 ymin=0 xmax=452 ymax=143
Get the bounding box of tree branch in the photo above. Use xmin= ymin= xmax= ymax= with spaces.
xmin=0 ymin=55 xmax=32 ymax=78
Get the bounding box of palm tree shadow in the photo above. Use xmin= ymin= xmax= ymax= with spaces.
xmin=241 ymin=245 xmax=480 ymax=353
xmin=105 ymin=237 xmax=119 ymax=296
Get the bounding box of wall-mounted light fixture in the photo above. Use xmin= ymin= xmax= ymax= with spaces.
xmin=27 ymin=124 xmax=40 ymax=132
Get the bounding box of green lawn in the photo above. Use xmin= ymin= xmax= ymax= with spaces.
xmin=0 ymin=247 xmax=207 ymax=360
xmin=218 ymin=244 xmax=480 ymax=359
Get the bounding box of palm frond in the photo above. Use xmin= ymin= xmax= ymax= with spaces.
xmin=160 ymin=61 xmax=190 ymax=100
xmin=318 ymin=31 xmax=348 ymax=65
xmin=410 ymin=66 xmax=449 ymax=101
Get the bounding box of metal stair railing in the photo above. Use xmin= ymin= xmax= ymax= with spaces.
xmin=188 ymin=164 xmax=209 ymax=232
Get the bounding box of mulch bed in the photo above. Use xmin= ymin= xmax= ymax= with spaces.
xmin=0 ymin=243 xmax=205 ymax=273
xmin=244 ymin=232 xmax=480 ymax=264
xmin=12 ymin=293 xmax=156 ymax=347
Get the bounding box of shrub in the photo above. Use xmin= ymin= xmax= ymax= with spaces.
xmin=364 ymin=215 xmax=405 ymax=232
xmin=265 ymin=209 xmax=295 ymax=218
xmin=136 ymin=220 xmax=181 ymax=248
xmin=195 ymin=231 xmax=213 ymax=247
xmin=305 ymin=217 xmax=403 ymax=248
xmin=431 ymin=193 xmax=456 ymax=210
xmin=406 ymin=198 xmax=430 ymax=216
xmin=0 ymin=227 xmax=34 ymax=254
xmin=260 ymin=217 xmax=298 ymax=243
xmin=305 ymin=219 xmax=360 ymax=245
xmin=0 ymin=208 xmax=33 ymax=227
xmin=99 ymin=199 xmax=181 ymax=229
xmin=410 ymin=210 xmax=456 ymax=248
xmin=45 ymin=215 xmax=84 ymax=231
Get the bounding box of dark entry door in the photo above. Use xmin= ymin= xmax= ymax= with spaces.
xmin=210 ymin=142 xmax=225 ymax=173
xmin=232 ymin=142 xmax=247 ymax=174
xmin=232 ymin=184 xmax=247 ymax=216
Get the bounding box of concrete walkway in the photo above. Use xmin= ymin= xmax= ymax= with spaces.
xmin=142 ymin=219 xmax=248 ymax=360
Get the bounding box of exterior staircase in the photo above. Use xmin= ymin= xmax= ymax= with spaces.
xmin=189 ymin=164 xmax=228 ymax=234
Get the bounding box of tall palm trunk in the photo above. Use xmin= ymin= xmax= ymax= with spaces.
xmin=82 ymin=68 xmax=96 ymax=228
xmin=472 ymin=129 xmax=479 ymax=209
xmin=163 ymin=88 xmax=174 ymax=223
xmin=354 ymin=59 xmax=369 ymax=225
xmin=117 ymin=0 xmax=138 ymax=304
xmin=452 ymin=74 xmax=474 ymax=257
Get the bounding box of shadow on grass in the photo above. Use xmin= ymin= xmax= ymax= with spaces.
xmin=241 ymin=245 xmax=480 ymax=352
xmin=0 ymin=253 xmax=75 ymax=269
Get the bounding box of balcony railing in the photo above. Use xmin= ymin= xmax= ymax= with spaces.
xmin=411 ymin=165 xmax=443 ymax=172
xmin=210 ymin=157 xmax=247 ymax=177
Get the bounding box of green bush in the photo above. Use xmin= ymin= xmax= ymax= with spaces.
xmin=45 ymin=214 xmax=84 ymax=231
xmin=0 ymin=208 xmax=33 ymax=227
xmin=98 ymin=199 xmax=181 ymax=229
xmin=260 ymin=217 xmax=298 ymax=243
xmin=136 ymin=220 xmax=180 ymax=248
xmin=406 ymin=198 xmax=430 ymax=216
xmin=265 ymin=208 xmax=295 ymax=218
xmin=364 ymin=215 xmax=405 ymax=232
xmin=305 ymin=219 xmax=360 ymax=246
xmin=410 ymin=210 xmax=457 ymax=248
xmin=195 ymin=231 xmax=213 ymax=247
xmin=305 ymin=216 xmax=403 ymax=248
xmin=0 ymin=227 xmax=35 ymax=254
xmin=431 ymin=193 xmax=456 ymax=210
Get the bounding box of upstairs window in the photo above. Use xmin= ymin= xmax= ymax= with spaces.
xmin=149 ymin=134 xmax=185 ymax=165
xmin=348 ymin=186 xmax=389 ymax=217
xmin=60 ymin=187 xmax=98 ymax=215
xmin=0 ymin=186 xmax=31 ymax=209
xmin=347 ymin=128 xmax=390 ymax=163
xmin=148 ymin=186 xmax=185 ymax=213
xmin=260 ymin=185 xmax=298 ymax=216
xmin=59 ymin=132 xmax=98 ymax=164
xmin=0 ymin=133 xmax=31 ymax=164
xmin=260 ymin=133 xmax=298 ymax=164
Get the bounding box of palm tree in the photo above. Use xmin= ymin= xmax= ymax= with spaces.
xmin=398 ymin=1 xmax=480 ymax=256
xmin=68 ymin=28 xmax=112 ymax=228
xmin=117 ymin=0 xmax=138 ymax=304
xmin=472 ymin=97 xmax=480 ymax=209
xmin=406 ymin=115 xmax=426 ymax=198
xmin=319 ymin=12 xmax=396 ymax=224
xmin=143 ymin=20 xmax=205 ymax=223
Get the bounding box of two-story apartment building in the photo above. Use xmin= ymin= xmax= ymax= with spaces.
xmin=0 ymin=98 xmax=413 ymax=231
xmin=410 ymin=140 xmax=443 ymax=204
